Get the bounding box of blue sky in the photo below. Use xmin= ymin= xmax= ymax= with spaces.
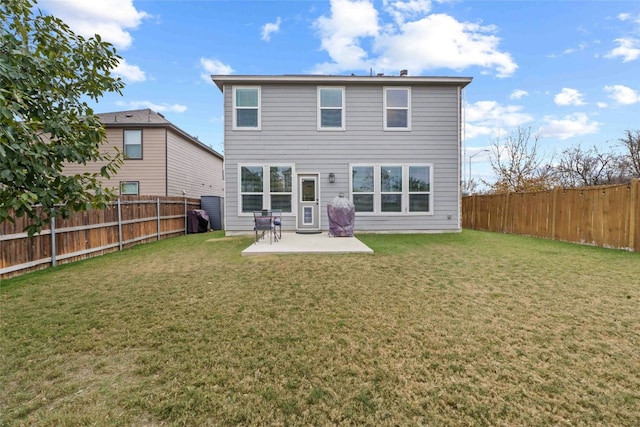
xmin=39 ymin=0 xmax=640 ymax=184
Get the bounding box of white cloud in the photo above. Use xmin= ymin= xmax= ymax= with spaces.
xmin=116 ymin=100 xmax=187 ymax=113
xmin=539 ymin=113 xmax=600 ymax=140
xmin=604 ymin=85 xmax=640 ymax=105
xmin=383 ymin=0 xmax=433 ymax=25
xmin=262 ymin=17 xmax=282 ymax=41
xmin=554 ymin=88 xmax=586 ymax=106
xmin=597 ymin=102 xmax=608 ymax=109
xmin=200 ymin=58 xmax=234 ymax=83
xmin=464 ymin=100 xmax=533 ymax=139
xmin=606 ymin=38 xmax=640 ymax=62
xmin=510 ymin=89 xmax=528 ymax=100
xmin=313 ymin=0 xmax=517 ymax=77
xmin=40 ymin=0 xmax=149 ymax=50
xmin=313 ymin=0 xmax=380 ymax=73
xmin=113 ymin=58 xmax=146 ymax=82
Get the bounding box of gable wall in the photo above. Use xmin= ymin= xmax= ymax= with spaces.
xmin=166 ymin=130 xmax=224 ymax=198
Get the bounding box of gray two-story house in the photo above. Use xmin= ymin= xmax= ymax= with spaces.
xmin=211 ymin=73 xmax=472 ymax=235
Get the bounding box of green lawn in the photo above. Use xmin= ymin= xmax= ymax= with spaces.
xmin=1 ymin=230 xmax=639 ymax=426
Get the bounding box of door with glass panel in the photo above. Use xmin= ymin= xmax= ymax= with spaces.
xmin=297 ymin=174 xmax=319 ymax=230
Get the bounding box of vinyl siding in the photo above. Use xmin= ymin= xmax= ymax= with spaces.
xmin=63 ymin=127 xmax=166 ymax=196
xmin=166 ymin=129 xmax=224 ymax=198
xmin=224 ymin=83 xmax=462 ymax=233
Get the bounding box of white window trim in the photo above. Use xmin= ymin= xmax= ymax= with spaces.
xmin=120 ymin=181 xmax=139 ymax=195
xmin=123 ymin=129 xmax=142 ymax=159
xmin=349 ymin=164 xmax=433 ymax=215
xmin=383 ymin=87 xmax=411 ymax=131
xmin=238 ymin=164 xmax=296 ymax=216
xmin=232 ymin=86 xmax=261 ymax=130
xmin=317 ymin=86 xmax=346 ymax=131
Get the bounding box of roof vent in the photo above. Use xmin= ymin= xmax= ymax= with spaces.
xmin=125 ymin=113 xmax=133 ymax=118
xmin=400 ymin=69 xmax=408 ymax=76
xmin=377 ymin=73 xmax=384 ymax=77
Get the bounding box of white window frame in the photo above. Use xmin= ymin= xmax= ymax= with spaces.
xmin=123 ymin=129 xmax=142 ymax=159
xmin=238 ymin=164 xmax=295 ymax=215
xmin=383 ymin=87 xmax=411 ymax=131
xmin=120 ymin=181 xmax=139 ymax=195
xmin=317 ymin=86 xmax=345 ymax=131
xmin=350 ymin=165 xmax=375 ymax=214
xmin=349 ymin=164 xmax=433 ymax=215
xmin=233 ymin=86 xmax=261 ymax=130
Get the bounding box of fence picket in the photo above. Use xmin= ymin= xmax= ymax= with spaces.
xmin=462 ymin=180 xmax=640 ymax=252
xmin=1 ymin=196 xmax=201 ymax=279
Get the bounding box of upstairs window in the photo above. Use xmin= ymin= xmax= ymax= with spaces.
xmin=384 ymin=87 xmax=411 ymax=130
xmin=233 ymin=87 xmax=260 ymax=130
xmin=123 ymin=129 xmax=142 ymax=159
xmin=318 ymin=87 xmax=345 ymax=130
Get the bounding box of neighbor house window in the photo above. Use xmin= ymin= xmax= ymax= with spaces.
xmin=239 ymin=165 xmax=294 ymax=213
xmin=384 ymin=87 xmax=411 ymax=130
xmin=270 ymin=166 xmax=293 ymax=212
xmin=352 ymin=166 xmax=374 ymax=213
xmin=350 ymin=164 xmax=432 ymax=214
xmin=318 ymin=87 xmax=345 ymax=130
xmin=240 ymin=166 xmax=263 ymax=212
xmin=123 ymin=129 xmax=142 ymax=159
xmin=233 ymin=87 xmax=260 ymax=129
xmin=120 ymin=181 xmax=139 ymax=195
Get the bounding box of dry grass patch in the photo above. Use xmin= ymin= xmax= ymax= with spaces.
xmin=1 ymin=230 xmax=639 ymax=426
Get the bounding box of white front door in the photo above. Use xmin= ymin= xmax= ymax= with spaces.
xmin=297 ymin=174 xmax=319 ymax=231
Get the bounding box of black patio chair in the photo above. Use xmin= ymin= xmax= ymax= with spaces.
xmin=253 ymin=211 xmax=274 ymax=244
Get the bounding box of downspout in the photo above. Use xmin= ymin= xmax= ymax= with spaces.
xmin=458 ymin=85 xmax=464 ymax=231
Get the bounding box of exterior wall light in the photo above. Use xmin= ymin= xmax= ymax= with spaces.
xmin=328 ymin=173 xmax=336 ymax=183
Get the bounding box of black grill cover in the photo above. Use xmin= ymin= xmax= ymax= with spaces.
xmin=187 ymin=209 xmax=210 ymax=233
xmin=327 ymin=195 xmax=355 ymax=237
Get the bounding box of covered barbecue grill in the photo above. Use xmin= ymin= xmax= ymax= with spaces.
xmin=327 ymin=194 xmax=355 ymax=237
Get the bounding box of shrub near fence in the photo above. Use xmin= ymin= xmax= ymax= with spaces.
xmin=1 ymin=196 xmax=200 ymax=279
xmin=462 ymin=179 xmax=640 ymax=252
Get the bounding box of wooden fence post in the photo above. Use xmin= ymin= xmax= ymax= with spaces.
xmin=630 ymin=179 xmax=638 ymax=251
xmin=551 ymin=186 xmax=561 ymax=241
xmin=117 ymin=197 xmax=123 ymax=251
xmin=471 ymin=194 xmax=477 ymax=229
xmin=50 ymin=217 xmax=57 ymax=267
xmin=157 ymin=198 xmax=161 ymax=241
xmin=184 ymin=198 xmax=188 ymax=235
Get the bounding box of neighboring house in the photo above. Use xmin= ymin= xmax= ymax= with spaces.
xmin=64 ymin=108 xmax=224 ymax=199
xmin=211 ymin=73 xmax=472 ymax=235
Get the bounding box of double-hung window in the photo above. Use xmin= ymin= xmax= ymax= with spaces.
xmin=233 ymin=87 xmax=260 ymax=129
xmin=240 ymin=166 xmax=264 ymax=212
xmin=239 ymin=165 xmax=293 ymax=213
xmin=269 ymin=166 xmax=293 ymax=212
xmin=352 ymin=166 xmax=374 ymax=213
xmin=123 ymin=129 xmax=142 ymax=159
xmin=351 ymin=164 xmax=432 ymax=214
xmin=318 ymin=87 xmax=345 ymax=130
xmin=384 ymin=87 xmax=411 ymax=130
xmin=380 ymin=166 xmax=403 ymax=212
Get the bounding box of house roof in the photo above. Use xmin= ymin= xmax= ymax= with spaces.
xmin=210 ymin=74 xmax=473 ymax=92
xmin=96 ymin=109 xmax=223 ymax=160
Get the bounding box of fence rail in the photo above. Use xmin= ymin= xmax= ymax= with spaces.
xmin=1 ymin=196 xmax=200 ymax=279
xmin=462 ymin=179 xmax=639 ymax=252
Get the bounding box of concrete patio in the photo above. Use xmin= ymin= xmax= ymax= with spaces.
xmin=241 ymin=232 xmax=374 ymax=256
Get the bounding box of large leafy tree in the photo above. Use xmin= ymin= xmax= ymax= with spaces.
xmin=1 ymin=0 xmax=124 ymax=235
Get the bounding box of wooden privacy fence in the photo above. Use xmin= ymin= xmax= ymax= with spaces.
xmin=1 ymin=196 xmax=200 ymax=279
xmin=462 ymin=179 xmax=640 ymax=252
